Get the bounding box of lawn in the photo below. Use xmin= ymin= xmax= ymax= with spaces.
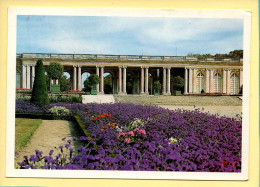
xmin=15 ymin=118 xmax=42 ymax=153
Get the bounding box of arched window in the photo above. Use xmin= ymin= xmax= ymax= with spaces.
xmin=231 ymin=74 xmax=239 ymax=94
xmin=16 ymin=70 xmax=21 ymax=88
xmin=196 ymin=73 xmax=204 ymax=93
xmin=214 ymin=73 xmax=222 ymax=93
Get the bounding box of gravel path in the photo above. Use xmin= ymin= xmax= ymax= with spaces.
xmin=15 ymin=120 xmax=82 ymax=164
xmin=159 ymin=105 xmax=242 ymax=119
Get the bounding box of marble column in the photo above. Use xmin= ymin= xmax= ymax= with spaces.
xmin=209 ymin=69 xmax=214 ymax=93
xmin=96 ymin=66 xmax=100 ymax=92
xmin=73 ymin=65 xmax=77 ymax=90
xmin=31 ymin=65 xmax=35 ymax=88
xmin=226 ymin=70 xmax=231 ymax=95
xmin=162 ymin=67 xmax=166 ymax=94
xmin=188 ymin=68 xmax=192 ymax=93
xmin=193 ymin=68 xmax=197 ymax=93
xmin=100 ymin=66 xmax=104 ymax=94
xmin=140 ymin=67 xmax=144 ymax=94
xmin=78 ymin=66 xmax=82 ymax=90
xmin=26 ymin=65 xmax=31 ymax=89
xmin=22 ymin=64 xmax=26 ymax=88
xmin=123 ymin=66 xmax=127 ymax=94
xmin=205 ymin=69 xmax=209 ymax=93
xmin=118 ymin=66 xmax=122 ymax=93
xmin=240 ymin=69 xmax=243 ymax=91
xmin=167 ymin=67 xmax=171 ymax=94
xmin=222 ymin=69 xmax=227 ymax=94
xmin=184 ymin=68 xmax=188 ymax=94
xmin=145 ymin=67 xmax=149 ymax=94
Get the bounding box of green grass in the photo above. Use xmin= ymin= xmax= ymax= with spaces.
xmin=15 ymin=118 xmax=42 ymax=153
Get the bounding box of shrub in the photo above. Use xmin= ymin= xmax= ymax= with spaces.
xmin=153 ymin=80 xmax=161 ymax=93
xmin=48 ymin=106 xmax=70 ymax=116
xmin=16 ymin=93 xmax=31 ymax=101
xmin=173 ymin=76 xmax=184 ymax=90
xmin=84 ymin=74 xmax=100 ymax=91
xmin=31 ymin=59 xmax=50 ymax=107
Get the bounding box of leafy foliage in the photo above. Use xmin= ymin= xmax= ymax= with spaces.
xmin=60 ymin=75 xmax=71 ymax=91
xmin=31 ymin=59 xmax=50 ymax=107
xmin=46 ymin=62 xmax=64 ymax=79
xmin=173 ymin=76 xmax=184 ymax=90
xmin=153 ymin=80 xmax=161 ymax=92
xmin=84 ymin=74 xmax=100 ymax=91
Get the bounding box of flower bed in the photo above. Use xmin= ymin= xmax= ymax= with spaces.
xmin=16 ymin=101 xmax=242 ymax=172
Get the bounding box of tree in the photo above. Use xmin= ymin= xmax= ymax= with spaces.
xmin=83 ymin=74 xmax=100 ymax=91
xmin=173 ymin=76 xmax=184 ymax=91
xmin=153 ymin=80 xmax=161 ymax=93
xmin=60 ymin=75 xmax=71 ymax=91
xmin=104 ymin=74 xmax=112 ymax=94
xmin=46 ymin=62 xmax=64 ymax=79
xmin=31 ymin=59 xmax=50 ymax=106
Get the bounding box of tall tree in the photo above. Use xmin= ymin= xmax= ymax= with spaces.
xmin=31 ymin=59 xmax=50 ymax=106
xmin=46 ymin=62 xmax=64 ymax=79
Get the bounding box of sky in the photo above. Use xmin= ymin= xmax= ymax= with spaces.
xmin=17 ymin=15 xmax=243 ymax=56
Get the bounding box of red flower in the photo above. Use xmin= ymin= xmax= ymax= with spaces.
xmin=221 ymin=160 xmax=229 ymax=168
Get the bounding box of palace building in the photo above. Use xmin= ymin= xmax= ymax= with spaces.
xmin=16 ymin=53 xmax=243 ymax=95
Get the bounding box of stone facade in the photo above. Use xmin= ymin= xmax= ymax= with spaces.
xmin=16 ymin=53 xmax=243 ymax=95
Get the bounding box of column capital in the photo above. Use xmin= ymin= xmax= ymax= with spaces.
xmin=166 ymin=67 xmax=171 ymax=70
xmin=122 ymin=66 xmax=127 ymax=69
xmin=73 ymin=65 xmax=77 ymax=68
xmin=118 ymin=66 xmax=123 ymax=69
xmin=78 ymin=65 xmax=82 ymax=68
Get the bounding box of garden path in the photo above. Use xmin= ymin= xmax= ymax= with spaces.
xmin=159 ymin=105 xmax=242 ymax=119
xmin=15 ymin=120 xmax=82 ymax=164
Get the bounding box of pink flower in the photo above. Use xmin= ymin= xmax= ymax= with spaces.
xmin=117 ymin=132 xmax=125 ymax=139
xmin=124 ymin=138 xmax=131 ymax=144
xmin=138 ymin=129 xmax=146 ymax=135
xmin=127 ymin=131 xmax=134 ymax=137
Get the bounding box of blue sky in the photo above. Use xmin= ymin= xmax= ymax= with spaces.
xmin=17 ymin=15 xmax=243 ymax=56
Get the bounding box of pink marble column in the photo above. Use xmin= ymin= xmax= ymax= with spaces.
xmin=118 ymin=66 xmax=122 ymax=93
xmin=78 ymin=66 xmax=82 ymax=90
xmin=167 ymin=67 xmax=171 ymax=94
xmin=140 ymin=67 xmax=144 ymax=94
xmin=123 ymin=66 xmax=127 ymax=94
xmin=184 ymin=68 xmax=188 ymax=94
xmin=73 ymin=65 xmax=77 ymax=90
xmin=145 ymin=67 xmax=149 ymax=94
xmin=100 ymin=66 xmax=104 ymax=94
xmin=96 ymin=66 xmax=100 ymax=92
xmin=162 ymin=67 xmax=166 ymax=94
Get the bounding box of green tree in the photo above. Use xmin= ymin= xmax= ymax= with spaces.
xmin=104 ymin=74 xmax=112 ymax=94
xmin=83 ymin=74 xmax=100 ymax=91
xmin=173 ymin=76 xmax=184 ymax=91
xmin=60 ymin=75 xmax=71 ymax=91
xmin=31 ymin=59 xmax=50 ymax=106
xmin=153 ymin=80 xmax=161 ymax=93
xmin=46 ymin=62 xmax=64 ymax=79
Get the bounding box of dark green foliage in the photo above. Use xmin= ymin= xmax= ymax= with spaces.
xmin=46 ymin=62 xmax=64 ymax=79
xmin=153 ymin=80 xmax=161 ymax=93
xmin=173 ymin=76 xmax=184 ymax=90
xmin=31 ymin=59 xmax=50 ymax=106
xmin=187 ymin=50 xmax=243 ymax=59
xmin=84 ymin=74 xmax=100 ymax=91
xmin=104 ymin=74 xmax=112 ymax=94
xmin=60 ymin=75 xmax=71 ymax=91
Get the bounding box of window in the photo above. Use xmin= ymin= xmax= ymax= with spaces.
xmin=196 ymin=73 xmax=204 ymax=93
xmin=231 ymin=74 xmax=239 ymax=94
xmin=214 ymin=73 xmax=221 ymax=93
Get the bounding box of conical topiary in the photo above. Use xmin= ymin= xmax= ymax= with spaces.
xmin=31 ymin=59 xmax=50 ymax=106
